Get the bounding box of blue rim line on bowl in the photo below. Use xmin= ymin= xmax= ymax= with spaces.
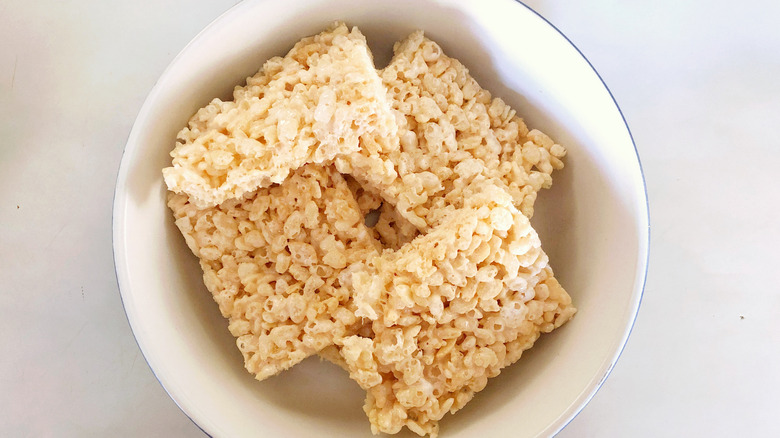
xmin=112 ymin=1 xmax=650 ymax=436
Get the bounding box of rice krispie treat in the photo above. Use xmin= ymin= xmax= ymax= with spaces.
xmin=336 ymin=31 xmax=565 ymax=231
xmin=338 ymin=182 xmax=576 ymax=437
xmin=164 ymin=22 xmax=397 ymax=208
xmin=168 ymin=164 xmax=380 ymax=380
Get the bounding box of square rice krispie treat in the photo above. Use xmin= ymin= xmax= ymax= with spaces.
xmin=371 ymin=202 xmax=420 ymax=250
xmin=164 ymin=22 xmax=397 ymax=209
xmin=337 ymin=182 xmax=576 ymax=437
xmin=168 ymin=164 xmax=380 ymax=380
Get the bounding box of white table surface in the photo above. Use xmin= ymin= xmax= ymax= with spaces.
xmin=2 ymin=0 xmax=778 ymax=436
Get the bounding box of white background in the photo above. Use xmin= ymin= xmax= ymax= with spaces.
xmin=2 ymin=0 xmax=779 ymax=436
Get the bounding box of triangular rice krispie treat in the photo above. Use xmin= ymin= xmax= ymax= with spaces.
xmin=337 ymin=182 xmax=576 ymax=437
xmin=164 ymin=22 xmax=397 ymax=209
xmin=336 ymin=31 xmax=566 ymax=231
xmin=168 ymin=164 xmax=381 ymax=380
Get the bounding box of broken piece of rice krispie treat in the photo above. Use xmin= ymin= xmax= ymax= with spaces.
xmin=336 ymin=30 xmax=565 ymax=231
xmin=338 ymin=182 xmax=576 ymax=437
xmin=168 ymin=164 xmax=380 ymax=380
xmin=164 ymin=22 xmax=397 ymax=208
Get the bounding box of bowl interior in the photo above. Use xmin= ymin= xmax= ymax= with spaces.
xmin=113 ymin=0 xmax=648 ymax=436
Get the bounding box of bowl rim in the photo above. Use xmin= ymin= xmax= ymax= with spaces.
xmin=112 ymin=1 xmax=650 ymax=436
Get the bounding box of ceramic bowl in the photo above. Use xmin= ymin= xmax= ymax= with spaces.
xmin=113 ymin=0 xmax=649 ymax=436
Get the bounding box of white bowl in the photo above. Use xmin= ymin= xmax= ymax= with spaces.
xmin=113 ymin=0 xmax=649 ymax=436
